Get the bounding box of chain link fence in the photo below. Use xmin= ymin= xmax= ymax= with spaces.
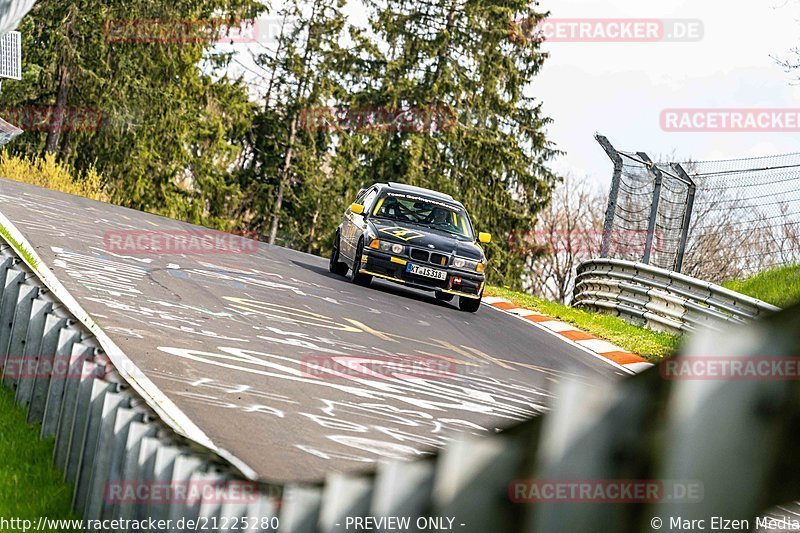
xmin=679 ymin=152 xmax=800 ymax=282
xmin=596 ymin=134 xmax=800 ymax=284
xmin=0 ymin=30 xmax=22 ymax=146
xmin=596 ymin=134 xmax=695 ymax=272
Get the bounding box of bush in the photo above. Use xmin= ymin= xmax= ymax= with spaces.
xmin=0 ymin=152 xmax=107 ymax=201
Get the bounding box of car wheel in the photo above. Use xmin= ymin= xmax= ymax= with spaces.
xmin=458 ymin=295 xmax=482 ymax=313
xmin=329 ymin=232 xmax=349 ymax=276
xmin=435 ymin=290 xmax=454 ymax=302
xmin=350 ymin=238 xmax=373 ymax=286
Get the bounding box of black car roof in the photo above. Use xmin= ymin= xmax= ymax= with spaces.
xmin=376 ymin=182 xmax=464 ymax=208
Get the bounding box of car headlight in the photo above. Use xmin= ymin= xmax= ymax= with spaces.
xmin=376 ymin=240 xmax=406 ymax=255
xmin=453 ymin=257 xmax=485 ymax=272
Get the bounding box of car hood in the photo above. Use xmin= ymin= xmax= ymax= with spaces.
xmin=367 ymin=218 xmax=485 ymax=260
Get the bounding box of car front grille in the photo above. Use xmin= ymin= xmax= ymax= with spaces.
xmin=431 ymin=253 xmax=448 ymax=266
xmin=409 ymin=248 xmax=450 ymax=266
xmin=410 ymin=249 xmax=429 ymax=262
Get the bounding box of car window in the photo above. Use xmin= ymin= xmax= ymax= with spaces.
xmin=354 ymin=188 xmax=368 ymax=204
xmin=372 ymin=193 xmax=474 ymax=239
xmin=362 ymin=189 xmax=378 ymax=211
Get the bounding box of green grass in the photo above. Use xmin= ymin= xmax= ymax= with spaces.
xmin=0 ymin=386 xmax=78 ymax=528
xmin=0 ymin=223 xmax=38 ymax=268
xmin=723 ymin=263 xmax=800 ymax=308
xmin=485 ymin=286 xmax=681 ymax=362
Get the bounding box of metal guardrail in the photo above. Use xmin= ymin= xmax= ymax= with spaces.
xmin=0 ymin=235 xmax=282 ymax=529
xmin=573 ymin=258 xmax=780 ymax=334
xmin=3 ymin=227 xmax=800 ymax=531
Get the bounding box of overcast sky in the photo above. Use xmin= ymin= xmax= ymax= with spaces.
xmin=534 ymin=0 xmax=800 ymax=188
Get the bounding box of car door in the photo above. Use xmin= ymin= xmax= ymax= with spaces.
xmin=353 ymin=188 xmax=378 ymax=254
xmin=341 ymin=187 xmax=373 ymax=261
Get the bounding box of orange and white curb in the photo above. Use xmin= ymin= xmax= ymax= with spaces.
xmin=482 ymin=296 xmax=653 ymax=375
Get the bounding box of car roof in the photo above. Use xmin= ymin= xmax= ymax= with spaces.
xmin=375 ymin=182 xmax=463 ymax=207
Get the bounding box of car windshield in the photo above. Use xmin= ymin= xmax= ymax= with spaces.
xmin=371 ymin=193 xmax=474 ymax=239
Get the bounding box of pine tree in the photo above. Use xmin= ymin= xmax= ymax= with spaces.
xmin=336 ymin=0 xmax=560 ymax=286
xmin=2 ymin=0 xmax=264 ymax=228
xmin=238 ymin=0 xmax=351 ymax=248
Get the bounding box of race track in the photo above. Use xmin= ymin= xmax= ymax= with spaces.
xmin=0 ymin=178 xmax=624 ymax=483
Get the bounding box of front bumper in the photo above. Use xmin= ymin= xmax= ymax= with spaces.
xmin=359 ymin=250 xmax=484 ymax=299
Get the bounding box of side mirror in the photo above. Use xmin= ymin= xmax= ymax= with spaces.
xmin=350 ymin=203 xmax=365 ymax=215
xmin=478 ymin=232 xmax=492 ymax=244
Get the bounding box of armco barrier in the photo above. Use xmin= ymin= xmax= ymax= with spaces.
xmin=572 ymin=258 xmax=780 ymax=334
xmin=0 ymin=233 xmax=281 ymax=527
xmin=3 ymin=226 xmax=800 ymax=531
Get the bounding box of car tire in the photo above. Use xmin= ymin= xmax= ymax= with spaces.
xmin=350 ymin=239 xmax=373 ymax=286
xmin=329 ymin=232 xmax=349 ymax=276
xmin=435 ymin=290 xmax=454 ymax=302
xmin=458 ymin=295 xmax=482 ymax=313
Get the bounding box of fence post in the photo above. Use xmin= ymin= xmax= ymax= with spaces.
xmin=672 ymin=163 xmax=696 ymax=273
xmin=638 ymin=153 xmax=662 ymax=265
xmin=595 ymin=134 xmax=623 ymax=258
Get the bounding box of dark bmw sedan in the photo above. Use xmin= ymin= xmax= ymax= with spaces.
xmin=329 ymin=182 xmax=491 ymax=312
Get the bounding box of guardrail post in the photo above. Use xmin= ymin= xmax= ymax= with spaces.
xmin=166 ymin=454 xmax=204 ymax=527
xmin=73 ymin=378 xmax=118 ymax=513
xmin=371 ymin=459 xmax=435 ymax=519
xmin=279 ymin=485 xmax=323 ymax=533
xmin=0 ymin=265 xmax=26 ymax=366
xmin=29 ymin=310 xmax=68 ymax=425
xmin=671 ymin=163 xmax=696 ymax=273
xmin=596 ymin=134 xmax=624 ymax=258
xmin=117 ymin=420 xmax=158 ymax=526
xmin=84 ymin=392 xmax=130 ymax=521
xmin=42 ymin=323 xmax=82 ymax=437
xmin=433 ymin=436 xmax=526 ymax=532
xmin=15 ymin=295 xmax=53 ymax=410
xmin=195 ymin=468 xmax=227 ymax=529
xmin=148 ymin=444 xmax=181 ymax=522
xmin=638 ymin=153 xmax=662 ymax=265
xmin=4 ymin=280 xmax=39 ymax=389
xmin=319 ymin=473 xmax=373 ymax=533
xmin=63 ymin=361 xmax=103 ymax=484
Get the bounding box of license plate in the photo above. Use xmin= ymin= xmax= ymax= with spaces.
xmin=406 ymin=262 xmax=447 ymax=280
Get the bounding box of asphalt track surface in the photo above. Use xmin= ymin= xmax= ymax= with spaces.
xmin=0 ymin=178 xmax=624 ymax=483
